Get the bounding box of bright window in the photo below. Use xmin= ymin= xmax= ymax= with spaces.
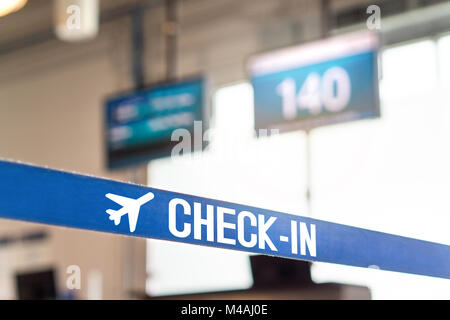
xmin=146 ymin=83 xmax=309 ymax=296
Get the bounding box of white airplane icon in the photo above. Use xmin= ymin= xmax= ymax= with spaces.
xmin=105 ymin=192 xmax=154 ymax=232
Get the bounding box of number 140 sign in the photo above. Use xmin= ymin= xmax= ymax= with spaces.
xmin=248 ymin=31 xmax=380 ymax=132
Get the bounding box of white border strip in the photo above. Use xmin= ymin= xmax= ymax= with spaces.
xmin=248 ymin=30 xmax=379 ymax=77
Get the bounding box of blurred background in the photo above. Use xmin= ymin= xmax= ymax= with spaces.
xmin=0 ymin=0 xmax=450 ymax=300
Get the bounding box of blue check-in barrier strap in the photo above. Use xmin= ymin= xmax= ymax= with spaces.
xmin=0 ymin=160 xmax=448 ymax=279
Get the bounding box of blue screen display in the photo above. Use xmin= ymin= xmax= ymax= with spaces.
xmin=105 ymin=77 xmax=205 ymax=168
xmin=250 ymin=32 xmax=380 ymax=131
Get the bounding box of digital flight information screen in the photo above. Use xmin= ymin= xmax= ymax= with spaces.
xmin=105 ymin=77 xmax=205 ymax=169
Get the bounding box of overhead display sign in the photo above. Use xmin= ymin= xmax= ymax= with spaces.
xmin=248 ymin=31 xmax=380 ymax=131
xmin=0 ymin=159 xmax=448 ymax=280
xmin=105 ymin=77 xmax=205 ymax=169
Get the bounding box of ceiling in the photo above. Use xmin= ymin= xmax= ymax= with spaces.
xmin=0 ymin=0 xmax=152 ymax=55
